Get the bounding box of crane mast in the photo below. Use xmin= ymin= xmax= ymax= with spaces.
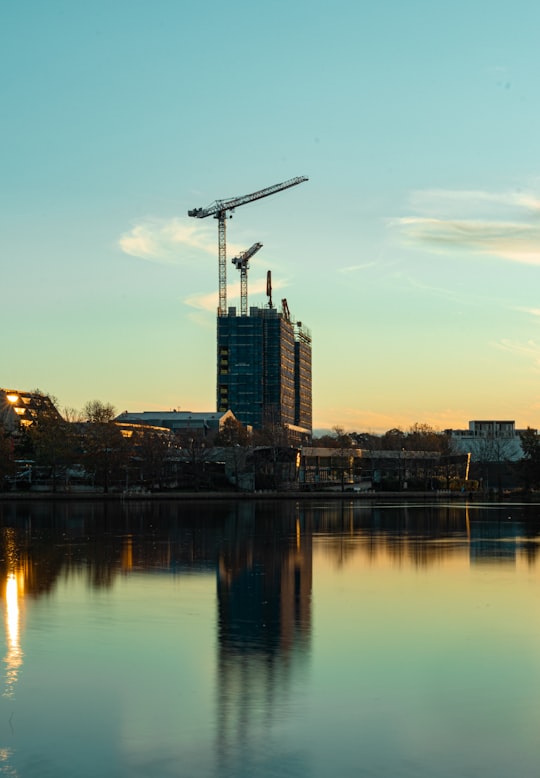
xmin=188 ymin=175 xmax=308 ymax=315
xmin=231 ymin=242 xmax=262 ymax=317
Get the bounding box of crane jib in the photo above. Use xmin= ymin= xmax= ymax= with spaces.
xmin=187 ymin=175 xmax=308 ymax=316
xmin=187 ymin=175 xmax=308 ymax=219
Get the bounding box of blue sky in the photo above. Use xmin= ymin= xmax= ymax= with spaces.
xmin=3 ymin=0 xmax=540 ymax=432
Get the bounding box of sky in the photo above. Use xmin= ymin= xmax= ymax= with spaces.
xmin=3 ymin=0 xmax=540 ymax=434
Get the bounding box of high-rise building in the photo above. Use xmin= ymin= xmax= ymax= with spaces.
xmin=217 ymin=305 xmax=312 ymax=442
xmin=294 ymin=328 xmax=312 ymax=432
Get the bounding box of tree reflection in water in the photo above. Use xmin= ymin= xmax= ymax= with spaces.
xmin=0 ymin=499 xmax=539 ymax=776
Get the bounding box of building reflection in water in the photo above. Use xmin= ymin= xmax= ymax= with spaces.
xmin=215 ymin=502 xmax=312 ymax=773
xmin=2 ymin=527 xmax=25 ymax=699
xmin=121 ymin=534 xmax=133 ymax=572
xmin=0 ymin=498 xmax=540 ymax=774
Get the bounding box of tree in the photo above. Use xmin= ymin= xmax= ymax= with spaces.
xmin=478 ymin=436 xmax=514 ymax=492
xmin=332 ymin=426 xmax=354 ymax=490
xmin=63 ymin=407 xmax=84 ymax=423
xmin=407 ymin=423 xmax=446 ymax=453
xmin=214 ymin=417 xmax=250 ymax=447
xmin=82 ymin=400 xmax=116 ymax=424
xmin=251 ymin=422 xmax=293 ymax=489
xmin=212 ymin=418 xmax=251 ymax=490
xmin=174 ymin=429 xmax=214 ymax=491
xmin=311 ymin=432 xmax=340 ymax=447
xmin=350 ymin=431 xmax=379 ymax=450
xmin=29 ymin=414 xmax=74 ymax=492
xmin=0 ymin=425 xmax=16 ymax=489
xmin=519 ymin=428 xmax=540 ymax=491
xmin=80 ymin=400 xmax=128 ymax=492
xmin=135 ymin=429 xmax=173 ymax=490
xmin=380 ymin=428 xmax=406 ymax=450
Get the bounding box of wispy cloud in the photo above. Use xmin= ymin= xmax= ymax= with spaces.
xmin=338 ymin=262 xmax=377 ymax=274
xmin=495 ymin=338 xmax=540 ymax=370
xmin=119 ymin=218 xmax=227 ymax=264
xmin=516 ymin=306 xmax=540 ymax=318
xmin=392 ymin=188 xmax=540 ymax=264
xmin=184 ymin=277 xmax=285 ymax=314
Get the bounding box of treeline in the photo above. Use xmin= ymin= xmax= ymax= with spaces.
xmin=0 ymin=399 xmax=174 ymax=493
xmin=3 ymin=399 xmax=540 ymax=492
xmin=313 ymin=423 xmax=453 ymax=452
xmin=314 ymin=423 xmax=540 ymax=492
xmin=0 ymin=399 xmax=302 ymax=493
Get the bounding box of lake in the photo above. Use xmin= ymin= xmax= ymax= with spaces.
xmin=0 ymin=498 xmax=539 ymax=777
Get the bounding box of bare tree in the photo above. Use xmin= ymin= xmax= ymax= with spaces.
xmin=29 ymin=414 xmax=74 ymax=492
xmin=63 ymin=406 xmax=84 ymax=423
xmin=0 ymin=424 xmax=16 ymax=490
xmin=80 ymin=400 xmax=126 ymax=492
xmin=519 ymin=428 xmax=540 ymax=491
xmin=134 ymin=429 xmax=173 ymax=490
xmin=332 ymin=426 xmax=354 ymax=490
xmin=467 ymin=433 xmax=517 ymax=493
xmin=82 ymin=400 xmax=116 ymax=424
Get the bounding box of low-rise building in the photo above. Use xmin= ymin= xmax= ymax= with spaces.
xmin=300 ymin=447 xmax=469 ymax=490
xmin=0 ymin=388 xmax=62 ymax=432
xmin=114 ymin=409 xmax=239 ymax=437
xmin=446 ymin=420 xmax=531 ymax=462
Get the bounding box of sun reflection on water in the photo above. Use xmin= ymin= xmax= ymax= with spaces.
xmin=3 ymin=536 xmax=25 ymax=699
xmin=0 ymin=747 xmax=18 ymax=777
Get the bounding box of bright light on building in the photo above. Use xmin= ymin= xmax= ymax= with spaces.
xmin=6 ymin=394 xmax=19 ymax=403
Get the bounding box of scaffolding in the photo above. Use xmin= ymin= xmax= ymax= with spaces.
xmin=216 ymin=306 xmax=311 ymax=436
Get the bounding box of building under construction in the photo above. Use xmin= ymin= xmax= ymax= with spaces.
xmin=188 ymin=176 xmax=312 ymax=443
xmin=217 ymin=303 xmax=312 ymax=443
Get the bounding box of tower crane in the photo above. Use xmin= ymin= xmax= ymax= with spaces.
xmin=231 ymin=242 xmax=262 ymax=317
xmin=188 ymin=175 xmax=308 ymax=315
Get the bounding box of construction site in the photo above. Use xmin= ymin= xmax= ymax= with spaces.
xmin=188 ymin=176 xmax=312 ymax=444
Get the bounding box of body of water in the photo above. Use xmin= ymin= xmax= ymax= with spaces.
xmin=0 ymin=498 xmax=539 ymax=777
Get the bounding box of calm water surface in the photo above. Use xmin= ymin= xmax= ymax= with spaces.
xmin=0 ymin=499 xmax=539 ymax=777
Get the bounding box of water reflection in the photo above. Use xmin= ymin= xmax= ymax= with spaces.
xmin=2 ymin=499 xmax=540 ymax=578
xmin=0 ymin=748 xmax=17 ymax=778
xmin=2 ymin=528 xmax=24 ymax=699
xmin=216 ymin=504 xmax=312 ymax=773
xmin=0 ymin=499 xmax=539 ymax=776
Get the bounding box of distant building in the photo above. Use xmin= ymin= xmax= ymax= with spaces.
xmin=216 ymin=305 xmax=312 ymax=442
xmin=446 ymin=420 xmax=530 ymax=462
xmin=300 ymin=447 xmax=469 ymax=489
xmin=114 ymin=409 xmax=238 ymax=437
xmin=0 ymin=388 xmax=62 ymax=432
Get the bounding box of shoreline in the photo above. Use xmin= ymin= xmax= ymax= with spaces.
xmin=0 ymin=489 xmax=525 ymax=503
